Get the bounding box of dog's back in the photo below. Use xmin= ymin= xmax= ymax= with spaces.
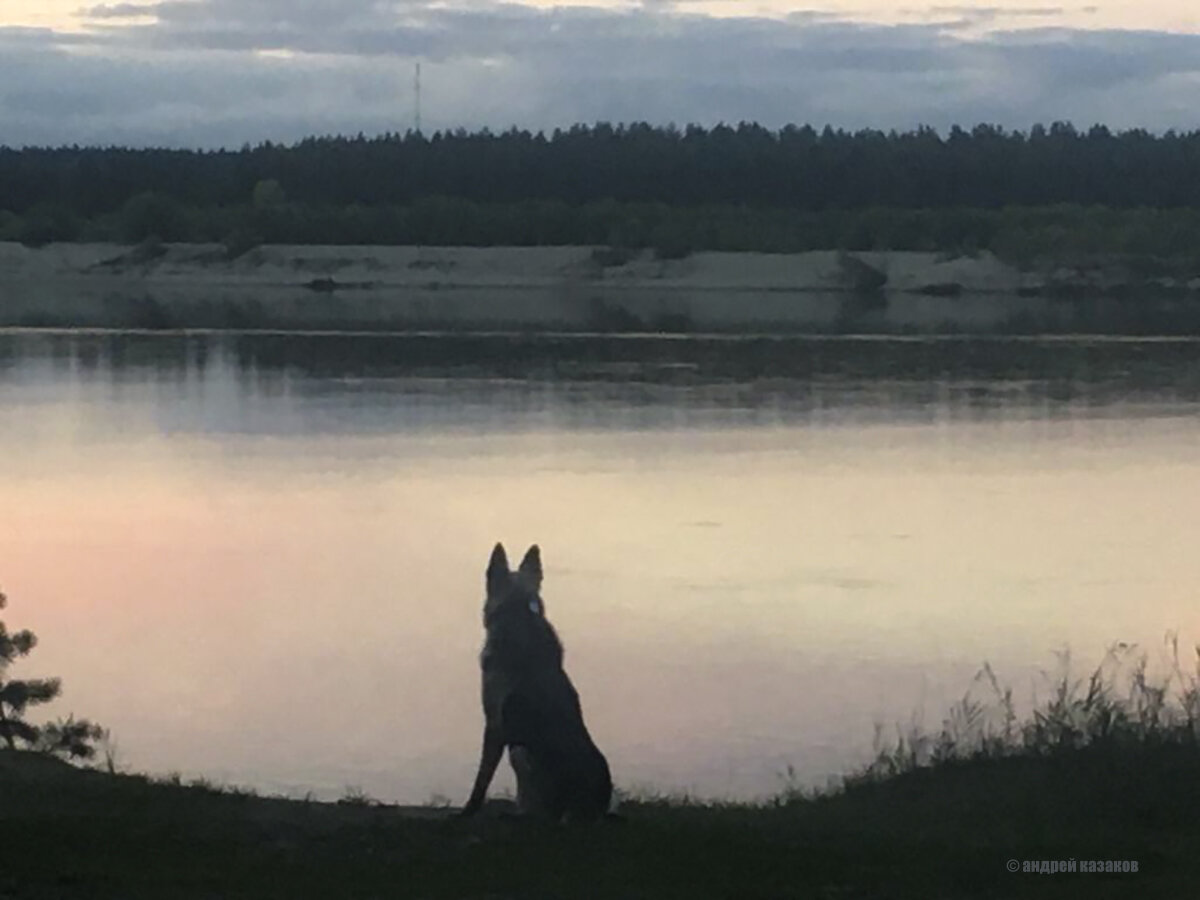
xmin=462 ymin=543 xmax=612 ymax=820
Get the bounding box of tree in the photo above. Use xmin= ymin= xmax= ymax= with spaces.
xmin=0 ymin=590 xmax=103 ymax=760
xmin=252 ymin=178 xmax=287 ymax=209
xmin=118 ymin=191 xmax=187 ymax=243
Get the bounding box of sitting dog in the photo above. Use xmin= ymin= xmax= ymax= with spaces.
xmin=461 ymin=543 xmax=612 ymax=821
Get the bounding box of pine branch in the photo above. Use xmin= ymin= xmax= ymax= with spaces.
xmin=0 ymin=677 xmax=62 ymax=715
xmin=38 ymin=716 xmax=106 ymax=760
xmin=0 ymin=716 xmax=39 ymax=748
xmin=1 ymin=626 xmax=36 ymax=665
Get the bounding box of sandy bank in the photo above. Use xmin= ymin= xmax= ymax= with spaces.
xmin=1 ymin=242 xmax=1196 ymax=333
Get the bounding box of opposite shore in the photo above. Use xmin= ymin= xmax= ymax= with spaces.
xmin=3 ymin=241 xmax=1200 ymax=334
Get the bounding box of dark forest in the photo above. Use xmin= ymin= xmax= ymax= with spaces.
xmin=4 ymin=122 xmax=1200 ymax=256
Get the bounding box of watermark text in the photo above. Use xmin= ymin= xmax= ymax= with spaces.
xmin=1007 ymin=859 xmax=1138 ymax=875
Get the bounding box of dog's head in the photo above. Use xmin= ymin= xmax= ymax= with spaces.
xmin=484 ymin=542 xmax=544 ymax=621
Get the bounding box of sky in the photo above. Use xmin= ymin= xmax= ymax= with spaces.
xmin=2 ymin=0 xmax=1200 ymax=147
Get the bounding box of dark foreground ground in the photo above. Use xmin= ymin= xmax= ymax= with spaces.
xmin=2 ymin=748 xmax=1198 ymax=900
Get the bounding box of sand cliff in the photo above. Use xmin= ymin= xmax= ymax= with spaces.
xmin=0 ymin=242 xmax=1193 ymax=333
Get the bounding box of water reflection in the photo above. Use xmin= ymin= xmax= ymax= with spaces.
xmin=2 ymin=330 xmax=1199 ymax=802
xmin=4 ymin=331 xmax=1200 ymax=434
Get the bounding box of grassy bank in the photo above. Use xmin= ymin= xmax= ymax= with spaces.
xmin=2 ymin=744 xmax=1195 ymax=899
xmin=5 ymin=646 xmax=1200 ymax=898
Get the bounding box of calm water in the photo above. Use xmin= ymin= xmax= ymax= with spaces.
xmin=3 ymin=330 xmax=1200 ymax=802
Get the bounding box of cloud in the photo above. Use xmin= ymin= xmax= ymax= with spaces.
xmin=3 ymin=3 xmax=1200 ymax=147
xmin=80 ymin=3 xmax=160 ymax=18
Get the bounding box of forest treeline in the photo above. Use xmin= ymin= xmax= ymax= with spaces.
xmin=5 ymin=122 xmax=1200 ymax=258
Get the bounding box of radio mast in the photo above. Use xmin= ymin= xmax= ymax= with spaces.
xmin=414 ymin=62 xmax=422 ymax=135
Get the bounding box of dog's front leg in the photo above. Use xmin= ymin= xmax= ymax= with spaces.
xmin=461 ymin=727 xmax=504 ymax=816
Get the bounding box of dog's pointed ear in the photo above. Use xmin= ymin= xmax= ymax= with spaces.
xmin=487 ymin=543 xmax=509 ymax=587
xmin=518 ymin=545 xmax=542 ymax=587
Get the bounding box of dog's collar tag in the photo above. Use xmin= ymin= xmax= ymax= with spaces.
xmin=529 ymin=598 xmax=541 ymax=614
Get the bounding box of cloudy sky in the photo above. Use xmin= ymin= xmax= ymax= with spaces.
xmin=3 ymin=0 xmax=1199 ymax=147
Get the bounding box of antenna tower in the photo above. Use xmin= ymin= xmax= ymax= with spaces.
xmin=415 ymin=62 xmax=422 ymax=134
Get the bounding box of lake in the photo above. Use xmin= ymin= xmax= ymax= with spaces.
xmin=3 ymin=330 xmax=1199 ymax=803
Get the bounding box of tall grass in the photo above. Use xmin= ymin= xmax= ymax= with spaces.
xmin=847 ymin=636 xmax=1200 ymax=790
